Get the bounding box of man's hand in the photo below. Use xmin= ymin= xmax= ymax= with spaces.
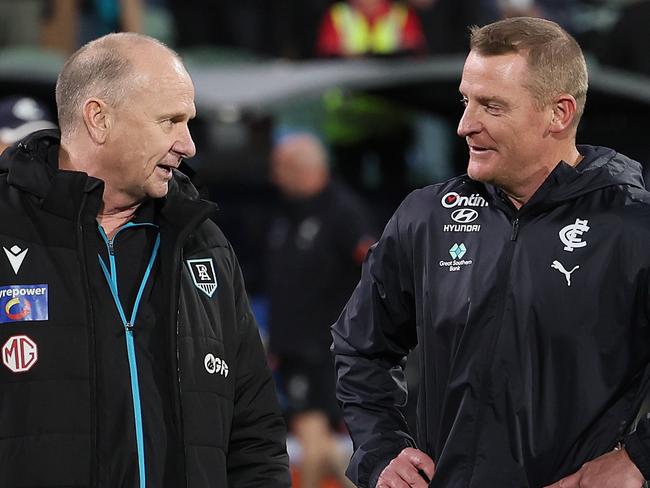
xmin=544 ymin=448 xmax=644 ymax=488
xmin=376 ymin=447 xmax=435 ymax=488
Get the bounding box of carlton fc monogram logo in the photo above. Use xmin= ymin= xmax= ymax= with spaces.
xmin=559 ymin=218 xmax=590 ymax=252
xmin=186 ymin=258 xmax=218 ymax=298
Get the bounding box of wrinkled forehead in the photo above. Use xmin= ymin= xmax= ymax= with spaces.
xmin=127 ymin=61 xmax=194 ymax=110
xmin=460 ymin=51 xmax=532 ymax=91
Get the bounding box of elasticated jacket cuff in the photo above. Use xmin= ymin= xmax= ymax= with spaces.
xmin=368 ymin=458 xmax=392 ymax=488
xmin=625 ymin=430 xmax=650 ymax=480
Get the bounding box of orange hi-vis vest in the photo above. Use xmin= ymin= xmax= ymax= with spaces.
xmin=330 ymin=2 xmax=409 ymax=56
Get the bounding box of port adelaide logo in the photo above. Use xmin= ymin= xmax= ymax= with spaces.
xmin=441 ymin=192 xmax=487 ymax=232
xmin=187 ymin=258 xmax=218 ymax=298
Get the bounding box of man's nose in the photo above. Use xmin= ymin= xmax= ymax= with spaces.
xmin=175 ymin=125 xmax=196 ymax=159
xmin=457 ymin=105 xmax=481 ymax=138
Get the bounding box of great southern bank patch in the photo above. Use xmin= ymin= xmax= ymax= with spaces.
xmin=0 ymin=285 xmax=48 ymax=323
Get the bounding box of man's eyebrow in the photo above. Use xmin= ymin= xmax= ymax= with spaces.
xmin=159 ymin=110 xmax=195 ymax=120
xmin=475 ymin=95 xmax=510 ymax=107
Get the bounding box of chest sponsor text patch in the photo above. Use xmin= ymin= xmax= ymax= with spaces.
xmin=0 ymin=284 xmax=48 ymax=323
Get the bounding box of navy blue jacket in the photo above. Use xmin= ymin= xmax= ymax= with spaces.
xmin=333 ymin=145 xmax=650 ymax=487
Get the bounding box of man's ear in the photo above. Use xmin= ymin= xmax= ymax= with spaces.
xmin=82 ymin=98 xmax=111 ymax=144
xmin=549 ymin=94 xmax=578 ymax=133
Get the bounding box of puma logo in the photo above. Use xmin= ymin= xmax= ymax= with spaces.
xmin=551 ymin=260 xmax=579 ymax=287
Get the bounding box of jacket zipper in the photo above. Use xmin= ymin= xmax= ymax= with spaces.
xmin=98 ymin=223 xmax=159 ymax=488
xmin=510 ymin=217 xmax=520 ymax=241
xmin=169 ymin=245 xmax=188 ymax=488
xmin=467 ymin=216 xmax=521 ymax=486
xmin=166 ymin=206 xmax=215 ymax=488
xmin=76 ymin=194 xmax=99 ymax=488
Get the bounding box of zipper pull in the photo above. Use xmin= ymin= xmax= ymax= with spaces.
xmin=510 ymin=218 xmax=520 ymax=241
xmin=125 ymin=322 xmax=134 ymax=331
xmin=108 ymin=239 xmax=115 ymax=255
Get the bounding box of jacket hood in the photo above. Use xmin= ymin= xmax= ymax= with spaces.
xmin=0 ymin=128 xmax=62 ymax=198
xmin=0 ymin=129 xmax=217 ymax=224
xmin=548 ymin=144 xmax=645 ymax=201
xmin=483 ymin=144 xmax=646 ymax=212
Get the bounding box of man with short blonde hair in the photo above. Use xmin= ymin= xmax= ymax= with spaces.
xmin=469 ymin=16 xmax=588 ymax=126
xmin=333 ymin=16 xmax=650 ymax=488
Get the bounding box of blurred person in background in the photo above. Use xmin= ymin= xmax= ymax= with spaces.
xmin=333 ymin=16 xmax=650 ymax=488
xmin=317 ymin=0 xmax=426 ymax=57
xmin=267 ymin=132 xmax=376 ymax=487
xmin=317 ymin=0 xmax=427 ymax=211
xmin=0 ymin=96 xmax=56 ymax=154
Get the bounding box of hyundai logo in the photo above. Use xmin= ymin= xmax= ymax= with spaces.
xmin=451 ymin=208 xmax=479 ymax=223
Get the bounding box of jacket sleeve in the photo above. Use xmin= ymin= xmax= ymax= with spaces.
xmin=625 ymin=419 xmax=650 ymax=480
xmin=331 ymin=207 xmax=419 ymax=488
xmin=226 ymin=250 xmax=291 ymax=487
xmin=623 ymin=275 xmax=650 ymax=479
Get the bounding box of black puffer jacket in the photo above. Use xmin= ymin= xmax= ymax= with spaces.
xmin=0 ymin=130 xmax=290 ymax=487
xmin=333 ymin=145 xmax=650 ymax=487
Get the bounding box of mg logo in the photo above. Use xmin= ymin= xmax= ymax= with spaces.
xmin=451 ymin=208 xmax=479 ymax=223
xmin=2 ymin=335 xmax=38 ymax=373
xmin=204 ymin=353 xmax=229 ymax=377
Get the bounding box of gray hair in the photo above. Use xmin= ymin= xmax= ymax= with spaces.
xmin=55 ymin=33 xmax=179 ymax=137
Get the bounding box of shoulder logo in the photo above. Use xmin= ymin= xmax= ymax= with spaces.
xmin=3 ymin=245 xmax=28 ymax=274
xmin=186 ymin=258 xmax=218 ymax=298
xmin=2 ymin=335 xmax=38 ymax=373
xmin=559 ymin=218 xmax=590 ymax=252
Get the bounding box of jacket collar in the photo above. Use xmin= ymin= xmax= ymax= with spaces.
xmin=0 ymin=129 xmax=104 ymax=221
xmin=1 ymin=129 xmax=218 ymax=228
xmin=159 ymin=168 xmax=218 ymax=234
xmin=481 ymin=144 xmax=646 ymax=215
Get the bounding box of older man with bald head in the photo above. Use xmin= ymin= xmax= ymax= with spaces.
xmin=0 ymin=33 xmax=290 ymax=487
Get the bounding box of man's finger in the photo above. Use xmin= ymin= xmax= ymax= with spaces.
xmin=378 ymin=449 xmax=433 ymax=488
xmin=403 ymin=448 xmax=435 ymax=480
xmin=379 ymin=465 xmax=427 ymax=488
xmin=543 ymin=470 xmax=581 ymax=488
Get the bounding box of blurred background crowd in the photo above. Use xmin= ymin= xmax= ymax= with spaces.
xmin=2 ymin=0 xmax=648 ymax=68
xmin=1 ymin=0 xmax=649 ymax=486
